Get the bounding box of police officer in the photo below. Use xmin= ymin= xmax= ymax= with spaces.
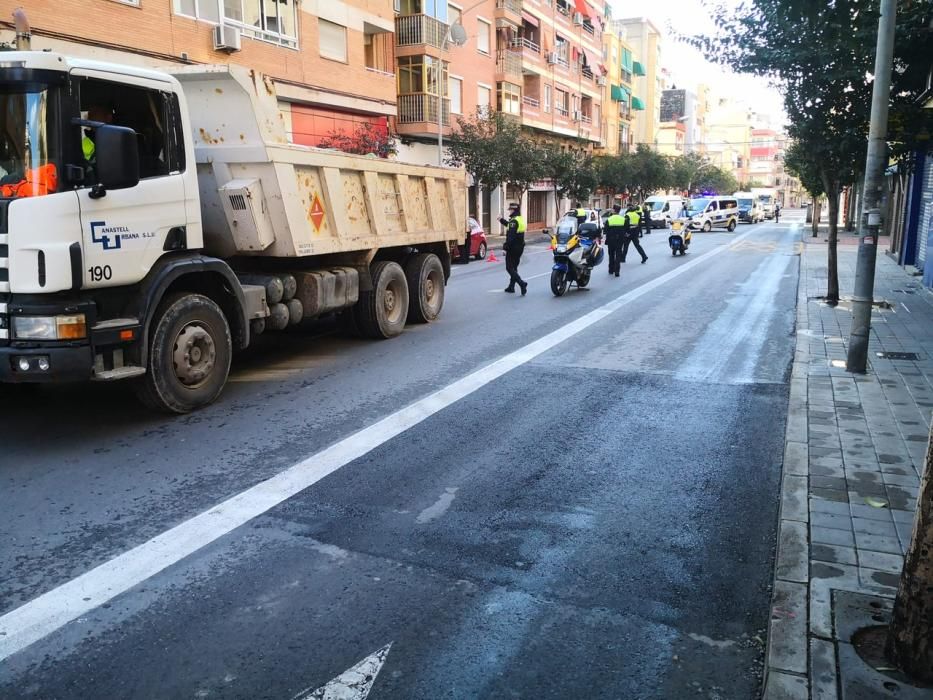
xmin=573 ymin=202 xmax=587 ymax=227
xmin=499 ymin=202 xmax=528 ymax=295
xmin=642 ymin=202 xmax=653 ymax=235
xmin=621 ymin=205 xmax=648 ymax=264
xmin=603 ymin=204 xmax=626 ymax=277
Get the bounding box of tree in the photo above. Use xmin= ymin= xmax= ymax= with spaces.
xmin=671 ymin=152 xmax=737 ymax=195
xmin=596 ymin=152 xmax=634 ymax=204
xmin=544 ymin=145 xmax=598 ymax=219
xmin=503 ymin=135 xmax=547 ymax=206
xmin=688 ymin=0 xmax=933 ymax=306
xmin=627 ymin=144 xmax=671 ymax=201
xmin=317 ymin=122 xmax=397 ymax=159
xmin=446 ymin=110 xmax=517 ymax=224
xmin=785 ymin=140 xmax=825 ymax=239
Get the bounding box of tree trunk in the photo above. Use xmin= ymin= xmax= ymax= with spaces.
xmin=826 ymin=187 xmax=840 ymax=305
xmin=812 ymin=198 xmax=821 ymax=237
xmin=886 ymin=418 xmax=933 ymax=682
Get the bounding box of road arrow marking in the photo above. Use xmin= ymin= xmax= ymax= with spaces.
xmin=293 ymin=643 xmax=392 ymax=700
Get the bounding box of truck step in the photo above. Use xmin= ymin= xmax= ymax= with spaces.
xmin=93 ymin=366 xmax=146 ymax=381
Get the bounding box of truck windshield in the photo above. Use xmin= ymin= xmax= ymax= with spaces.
xmin=738 ymin=198 xmax=753 ymax=206
xmin=0 ymin=83 xmax=58 ymax=198
xmin=648 ymin=201 xmax=666 ymax=211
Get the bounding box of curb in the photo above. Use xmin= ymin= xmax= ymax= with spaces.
xmin=762 ymin=234 xmax=812 ymax=699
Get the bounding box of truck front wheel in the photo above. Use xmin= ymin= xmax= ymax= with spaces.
xmin=405 ymin=253 xmax=445 ymax=323
xmin=134 ymin=292 xmax=232 ymax=414
xmin=355 ymin=261 xmax=409 ymax=339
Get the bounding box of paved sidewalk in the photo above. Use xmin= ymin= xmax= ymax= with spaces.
xmin=764 ymin=231 xmax=933 ymax=698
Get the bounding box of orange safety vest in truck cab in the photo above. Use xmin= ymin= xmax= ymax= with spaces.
xmin=0 ymin=164 xmax=59 ymax=198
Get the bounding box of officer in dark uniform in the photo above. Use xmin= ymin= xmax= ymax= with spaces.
xmin=642 ymin=202 xmax=653 ymax=235
xmin=603 ymin=204 xmax=626 ymax=277
xmin=499 ymin=202 xmax=528 ymax=295
xmin=621 ymin=205 xmax=648 ymax=264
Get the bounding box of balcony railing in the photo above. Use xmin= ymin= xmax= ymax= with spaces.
xmin=496 ymin=50 xmax=523 ymax=76
xmin=395 ymin=14 xmax=449 ymax=50
xmin=496 ymin=0 xmax=523 ymax=13
xmin=582 ymin=67 xmax=594 ymax=81
xmin=580 ymin=114 xmax=592 ymax=124
xmin=555 ymin=105 xmax=569 ymax=117
xmin=517 ymin=37 xmax=539 ymax=53
xmin=398 ymin=93 xmax=451 ymax=126
xmin=522 ymin=95 xmax=540 ymax=108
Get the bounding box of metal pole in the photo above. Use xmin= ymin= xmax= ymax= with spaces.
xmin=846 ymin=0 xmax=897 ymax=373
xmin=437 ymin=32 xmax=447 ymax=167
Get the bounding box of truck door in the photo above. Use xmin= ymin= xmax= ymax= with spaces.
xmin=75 ymin=74 xmax=187 ymax=289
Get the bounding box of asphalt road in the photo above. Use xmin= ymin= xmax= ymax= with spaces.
xmin=0 ymin=213 xmax=803 ymax=699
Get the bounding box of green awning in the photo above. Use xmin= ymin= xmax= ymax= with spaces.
xmin=631 ymin=96 xmax=646 ymax=110
xmin=611 ymin=84 xmax=624 ymax=101
xmin=633 ymin=60 xmax=646 ymax=76
xmin=621 ymin=49 xmax=633 ymax=73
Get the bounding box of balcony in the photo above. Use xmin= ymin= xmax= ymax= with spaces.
xmin=496 ymin=50 xmax=523 ymax=79
xmin=397 ymin=93 xmax=451 ymax=129
xmin=495 ymin=0 xmax=522 ymax=25
xmin=395 ymin=14 xmax=449 ymax=50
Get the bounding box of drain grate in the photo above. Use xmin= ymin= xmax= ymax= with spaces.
xmin=875 ymin=351 xmax=921 ymax=361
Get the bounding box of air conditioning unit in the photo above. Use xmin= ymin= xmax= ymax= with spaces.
xmin=572 ymin=110 xmax=582 ymax=121
xmin=546 ymin=52 xmax=558 ymax=65
xmin=573 ymin=12 xmax=584 ymax=25
xmin=596 ymin=76 xmax=607 ymax=86
xmin=213 ymin=24 xmax=242 ymax=52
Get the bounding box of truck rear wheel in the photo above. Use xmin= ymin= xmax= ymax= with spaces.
xmin=134 ymin=292 xmax=232 ymax=414
xmin=354 ymin=261 xmax=409 ymax=339
xmin=405 ymin=253 xmax=445 ymax=324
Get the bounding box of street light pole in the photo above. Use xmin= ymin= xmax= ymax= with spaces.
xmin=846 ymin=0 xmax=897 ymax=373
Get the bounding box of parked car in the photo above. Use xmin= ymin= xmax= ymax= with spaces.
xmin=453 ymin=217 xmax=488 ymax=260
xmin=643 ymin=195 xmax=689 ymax=229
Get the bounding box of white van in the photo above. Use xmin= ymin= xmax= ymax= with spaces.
xmin=643 ymin=195 xmax=688 ymax=229
xmin=685 ymin=195 xmax=740 ymax=232
xmin=734 ymin=192 xmax=764 ymax=224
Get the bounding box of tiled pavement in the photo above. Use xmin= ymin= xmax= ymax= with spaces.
xmin=763 ymin=232 xmax=933 ymax=699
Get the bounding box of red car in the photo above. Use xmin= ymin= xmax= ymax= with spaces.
xmin=453 ymin=217 xmax=488 ymax=261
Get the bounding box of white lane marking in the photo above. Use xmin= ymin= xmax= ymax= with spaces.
xmin=415 ymin=487 xmax=458 ymax=524
xmin=0 ymin=227 xmax=756 ymax=663
xmin=293 ymin=643 xmax=392 ymax=700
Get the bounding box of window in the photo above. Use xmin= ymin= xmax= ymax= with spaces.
xmin=173 ymin=0 xmax=219 ymax=22
xmin=544 ymin=84 xmax=551 ymax=112
xmin=399 ymin=0 xmax=447 ymax=21
xmin=477 ymin=18 xmax=491 ymax=54
xmin=364 ymin=32 xmax=393 ymax=74
xmin=554 ymin=88 xmax=568 ymax=116
xmin=477 ymin=84 xmax=491 ymax=112
xmin=448 ymin=3 xmax=461 ymax=26
xmin=450 ymin=77 xmax=463 ymax=114
xmin=79 ymin=78 xmax=183 ymax=180
xmin=220 ymin=0 xmax=298 ymax=46
xmin=319 ymin=19 xmax=348 ymax=62
xmin=497 ymin=82 xmax=521 ymax=115
xmin=397 ymin=55 xmax=448 ymax=96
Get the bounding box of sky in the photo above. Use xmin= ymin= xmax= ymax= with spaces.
xmin=609 ymin=0 xmax=788 ymax=128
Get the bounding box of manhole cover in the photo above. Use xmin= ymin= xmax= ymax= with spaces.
xmin=876 ymin=352 xmax=921 ymax=361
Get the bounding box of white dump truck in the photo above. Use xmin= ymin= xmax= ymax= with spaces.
xmin=0 ymin=53 xmax=465 ymax=412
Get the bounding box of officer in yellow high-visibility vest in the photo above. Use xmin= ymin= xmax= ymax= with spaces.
xmin=603 ymin=204 xmax=627 ymax=277
xmin=498 ymin=202 xmax=528 ymax=295
xmin=621 ymin=205 xmax=648 ymax=264
xmin=573 ymin=203 xmax=587 ymax=227
xmin=82 ymin=105 xmax=113 ymax=174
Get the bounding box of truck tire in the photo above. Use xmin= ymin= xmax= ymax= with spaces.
xmin=134 ymin=292 xmax=232 ymax=414
xmin=354 ymin=261 xmax=409 ymax=339
xmin=405 ymin=253 xmax=445 ymax=324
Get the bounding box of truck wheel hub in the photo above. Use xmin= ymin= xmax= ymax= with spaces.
xmin=173 ymin=324 xmax=216 ymax=386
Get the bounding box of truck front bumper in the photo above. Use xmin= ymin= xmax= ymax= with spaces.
xmin=0 ymin=344 xmax=93 ymax=383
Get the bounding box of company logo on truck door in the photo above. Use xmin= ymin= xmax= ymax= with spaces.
xmin=90 ymin=221 xmax=156 ymax=250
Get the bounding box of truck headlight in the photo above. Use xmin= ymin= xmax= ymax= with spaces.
xmin=13 ymin=314 xmax=87 ymax=340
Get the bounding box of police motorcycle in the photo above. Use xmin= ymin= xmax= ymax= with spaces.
xmin=668 ymin=216 xmax=693 ymax=256
xmin=549 ymin=216 xmax=604 ymax=296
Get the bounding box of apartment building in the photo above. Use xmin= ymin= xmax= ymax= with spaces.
xmin=613 ymin=17 xmax=660 ymax=149
xmin=516 ymin=0 xmax=608 ymax=227
xmin=704 ymin=96 xmax=755 ymax=185
xmin=0 ymin=0 xmax=398 ymax=146
xmin=599 ymin=20 xmax=636 ymax=155
xmin=656 ymin=87 xmax=698 ymax=156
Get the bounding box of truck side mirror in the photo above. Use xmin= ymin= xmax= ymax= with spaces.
xmin=94 ymin=124 xmax=140 ymax=193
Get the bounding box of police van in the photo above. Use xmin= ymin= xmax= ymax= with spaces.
xmin=685 ymin=195 xmax=740 ymax=232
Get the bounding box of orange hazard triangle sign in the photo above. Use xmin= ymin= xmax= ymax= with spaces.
xmin=309 ymin=194 xmax=326 ymax=232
